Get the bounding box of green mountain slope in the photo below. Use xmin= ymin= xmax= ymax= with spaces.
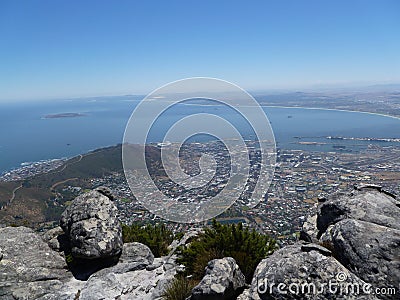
xmin=0 ymin=145 xmax=124 ymax=226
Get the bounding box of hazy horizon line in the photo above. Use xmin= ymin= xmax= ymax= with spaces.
xmin=1 ymin=81 xmax=400 ymax=103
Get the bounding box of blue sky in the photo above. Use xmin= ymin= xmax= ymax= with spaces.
xmin=0 ymin=0 xmax=399 ymax=101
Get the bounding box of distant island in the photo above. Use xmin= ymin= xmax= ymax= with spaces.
xmin=43 ymin=112 xmax=86 ymax=119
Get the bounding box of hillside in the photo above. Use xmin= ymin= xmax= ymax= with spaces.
xmin=0 ymin=145 xmax=124 ymax=226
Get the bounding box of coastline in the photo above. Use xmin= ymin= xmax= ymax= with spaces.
xmin=176 ymin=102 xmax=400 ymax=120
xmin=260 ymin=105 xmax=400 ymax=121
xmin=0 ymin=144 xmax=120 ymax=180
xmin=1 ymin=106 xmax=400 ymax=177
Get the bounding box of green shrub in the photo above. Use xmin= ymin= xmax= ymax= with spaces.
xmin=65 ymin=253 xmax=74 ymax=264
xmin=174 ymin=231 xmax=185 ymax=241
xmin=177 ymin=220 xmax=277 ymax=282
xmin=122 ymin=223 xmax=174 ymax=257
xmin=162 ymin=275 xmax=198 ymax=300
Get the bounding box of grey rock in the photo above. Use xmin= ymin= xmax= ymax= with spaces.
xmin=320 ymin=219 xmax=400 ymax=297
xmin=168 ymin=228 xmax=203 ymax=252
xmin=1 ymin=188 xmax=398 ymax=300
xmin=36 ymin=278 xmax=85 ymax=300
xmin=163 ymin=254 xmax=178 ymax=272
xmin=300 ymin=212 xmax=318 ymax=243
xmin=151 ymin=256 xmax=177 ymax=299
xmin=189 ymin=257 xmax=246 ymax=300
xmin=301 ymin=243 xmax=332 ymax=256
xmin=99 ymin=242 xmax=154 ymax=274
xmin=0 ymin=226 xmax=69 ymax=283
xmin=0 ymin=226 xmax=82 ymax=299
xmin=1 ymin=280 xmax=83 ymax=300
xmin=79 ymin=255 xmax=177 ymax=300
xmin=354 ymin=184 xmax=398 ymax=199
xmin=41 ymin=226 xmax=69 ymax=253
xmin=246 ymin=242 xmax=377 ymax=299
xmin=317 ymin=189 xmax=400 ymax=237
xmin=78 ymin=245 xmax=177 ymax=300
xmin=79 ymin=271 xmax=127 ymax=300
xmin=146 ymin=261 xmax=163 ymax=271
xmin=79 ymin=269 xmax=159 ymax=300
xmin=120 ymin=242 xmax=154 ymax=265
xmin=60 ymin=189 xmax=123 ymax=259
xmin=236 ymin=288 xmax=252 ymax=300
xmin=94 ymin=186 xmax=115 ymax=200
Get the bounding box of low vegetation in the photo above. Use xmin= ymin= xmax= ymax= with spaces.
xmin=162 ymin=275 xmax=199 ymax=300
xmin=122 ymin=222 xmax=174 ymax=257
xmin=122 ymin=220 xmax=276 ymax=299
xmin=177 ymin=219 xmax=277 ymax=282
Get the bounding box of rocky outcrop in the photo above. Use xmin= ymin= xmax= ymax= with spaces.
xmin=1 ymin=186 xmax=399 ymax=299
xmin=0 ymin=226 xmax=84 ymax=300
xmin=320 ymin=218 xmax=400 ymax=294
xmin=243 ymin=242 xmax=375 ymax=299
xmin=316 ymin=187 xmax=400 ymax=237
xmin=60 ymin=187 xmax=123 ymax=260
xmin=315 ymin=187 xmax=400 ymax=299
xmin=0 ymin=226 xmax=177 ymax=300
xmin=0 ymin=226 xmax=69 ymax=282
xmin=78 ymin=243 xmax=176 ymax=300
xmin=237 ymin=187 xmax=399 ymax=300
xmin=0 ymin=187 xmax=183 ymax=300
xmin=189 ymin=257 xmax=246 ymax=300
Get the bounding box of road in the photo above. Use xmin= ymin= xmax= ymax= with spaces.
xmin=0 ymin=183 xmax=23 ymax=210
xmin=48 ymin=154 xmax=84 ymax=174
xmin=51 ymin=178 xmax=78 ymax=190
xmin=10 ymin=184 xmax=22 ymax=203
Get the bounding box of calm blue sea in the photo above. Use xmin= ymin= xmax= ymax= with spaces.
xmin=1 ymin=96 xmax=400 ymax=174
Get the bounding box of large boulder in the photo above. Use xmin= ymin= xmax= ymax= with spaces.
xmin=320 ymin=219 xmax=400 ymax=296
xmin=245 ymin=242 xmax=377 ymax=300
xmin=0 ymin=226 xmax=83 ymax=299
xmin=295 ymin=188 xmax=400 ymax=300
xmin=60 ymin=187 xmax=123 ymax=260
xmin=316 ymin=188 xmax=400 ymax=237
xmin=189 ymin=257 xmax=246 ymax=300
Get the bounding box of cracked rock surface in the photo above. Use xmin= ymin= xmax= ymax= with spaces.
xmin=60 ymin=188 xmax=123 ymax=260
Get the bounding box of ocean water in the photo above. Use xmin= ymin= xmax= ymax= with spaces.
xmin=1 ymin=96 xmax=400 ymax=174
